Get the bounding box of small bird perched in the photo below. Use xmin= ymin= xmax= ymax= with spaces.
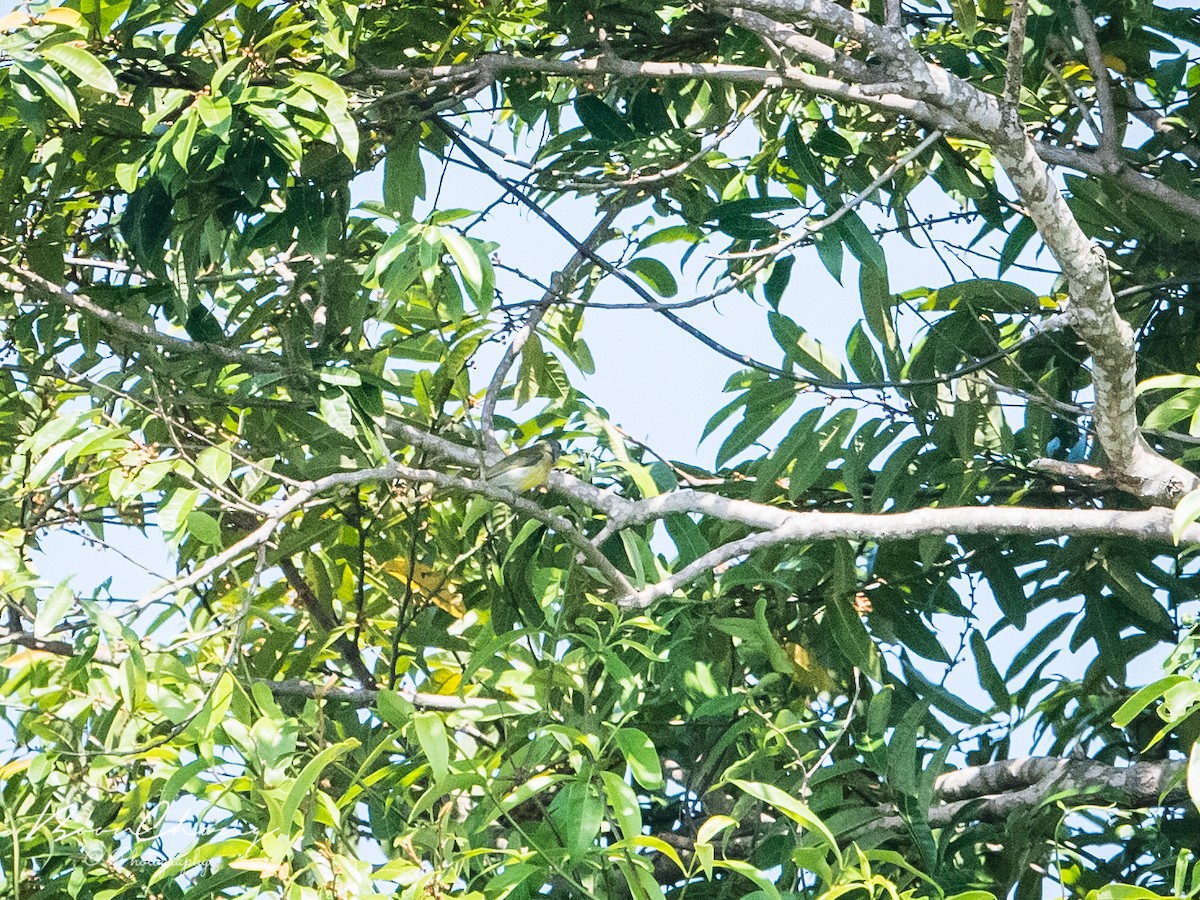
xmin=482 ymin=439 xmax=562 ymax=492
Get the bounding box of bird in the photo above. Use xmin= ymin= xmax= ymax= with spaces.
xmin=482 ymin=439 xmax=562 ymax=492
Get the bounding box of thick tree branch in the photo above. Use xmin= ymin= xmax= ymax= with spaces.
xmin=132 ymin=460 xmax=635 ymax=614
xmin=356 ymin=54 xmax=942 ymax=124
xmin=619 ymin=503 xmax=1200 ymax=607
xmin=708 ymin=0 xmax=1200 ymax=506
xmin=0 ymin=635 xmax=493 ymax=712
xmin=358 ymin=12 xmax=1200 ymax=503
xmin=1033 ymin=143 xmax=1200 ymax=225
xmin=261 ymin=677 xmax=499 ymax=712
xmin=868 ymin=756 xmax=1188 ymax=830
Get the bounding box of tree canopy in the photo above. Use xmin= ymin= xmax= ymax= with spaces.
xmin=1 ymin=0 xmax=1199 ymax=898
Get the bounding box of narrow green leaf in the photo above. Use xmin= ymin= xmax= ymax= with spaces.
xmin=34 ymin=581 xmax=75 ymax=640
xmin=273 ymin=738 xmax=360 ymax=835
xmin=1000 ymin=217 xmax=1036 ymax=275
xmin=186 ymin=510 xmax=222 ymax=546
xmin=764 ymin=257 xmax=794 ymax=309
xmin=970 ymin=630 xmax=1011 ymax=708
xmin=769 ymin=312 xmax=846 ymax=380
xmin=839 ymin=211 xmax=885 ymax=272
xmin=731 ymin=779 xmax=840 ymax=859
xmin=15 ymin=57 xmax=79 ymax=123
xmin=574 ymin=95 xmax=635 ymax=142
xmin=40 ymin=42 xmax=117 ymax=93
xmin=195 ymin=444 xmax=232 ymax=486
xmin=614 ymin=728 xmax=663 ymax=789
xmin=600 ymin=770 xmax=643 ymax=839
xmin=626 ymin=257 xmax=678 ymax=297
xmin=413 ymin=711 xmax=449 ymax=781
xmin=814 ymin=230 xmax=843 ymax=283
xmin=1112 ymin=676 xmax=1189 ymax=727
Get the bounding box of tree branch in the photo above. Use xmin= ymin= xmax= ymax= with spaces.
xmin=2 ymin=265 xmax=294 ymax=374
xmin=618 ymin=502 xmax=1200 ymax=607
xmin=867 ymin=756 xmax=1188 ymax=830
xmin=279 ymin=557 xmax=377 ymax=688
xmin=1069 ymin=0 xmax=1118 ymax=156
xmin=1004 ymin=0 xmax=1028 ymax=109
xmin=132 ymin=460 xmax=635 ymax=614
xmin=708 ymin=0 xmax=1200 ymax=506
xmin=476 ymin=209 xmax=619 ymax=443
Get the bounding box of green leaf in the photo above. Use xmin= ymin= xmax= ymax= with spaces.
xmin=859 ymin=258 xmax=902 ymax=379
xmin=846 ymin=322 xmax=884 ymax=383
xmin=629 ymin=89 xmax=674 ymax=134
xmin=886 ymin=700 xmax=929 ymax=797
xmin=319 ymin=388 xmax=357 ymax=437
xmin=273 ymin=738 xmax=360 ymax=837
xmin=34 ymin=581 xmax=75 ymax=640
xmin=710 ymin=860 xmax=782 ymax=900
xmin=195 ymin=444 xmax=232 ymax=486
xmin=769 ymin=313 xmax=846 ymax=380
xmin=292 ymin=71 xmax=359 ymax=163
xmin=828 ymin=542 xmax=882 ymax=676
xmin=384 ymin=129 xmax=425 ymax=220
xmin=376 ymin=690 xmax=415 ymax=728
xmin=150 ymin=838 xmax=255 ymax=884
xmin=413 ymin=711 xmax=450 ymax=782
xmin=614 ymin=728 xmax=663 ymax=789
xmin=638 ymin=224 xmax=701 ymax=250
xmin=174 ymin=0 xmax=236 ymax=52
xmin=970 ymin=629 xmax=1011 ymax=709
xmin=550 ymin=778 xmax=603 ymax=859
xmin=731 ymin=779 xmax=840 ymax=859
xmin=39 ymin=43 xmax=117 ymax=93
xmin=948 ymin=0 xmax=977 ymax=38
xmin=15 ymin=56 xmax=80 ymax=123
xmin=716 ymin=380 xmax=797 ymax=467
xmin=442 ymin=230 xmax=495 ymax=313
xmin=186 ymin=510 xmax=222 ymax=546
xmin=1112 ymin=676 xmax=1190 ymax=727
xmin=574 ymin=95 xmax=635 ymax=142
xmin=826 ymin=587 xmax=881 ymax=681
xmin=626 ymin=257 xmax=678 ymax=297
xmin=787 ymin=408 xmax=857 ymax=499
xmin=1000 ymin=217 xmax=1037 ymax=274
xmin=814 ymin=230 xmax=844 ymax=283
xmin=1006 ymin=612 xmax=1074 ymax=680
xmin=711 ymin=197 xmax=800 ymax=218
xmin=600 ymin=770 xmax=643 ymax=839
xmin=1174 ymin=487 xmax=1200 ymax=543
xmin=764 ymin=257 xmax=794 ymax=309
xmin=839 ymin=212 xmax=885 ymax=272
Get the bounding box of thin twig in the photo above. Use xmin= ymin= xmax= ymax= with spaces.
xmin=718 ymin=130 xmax=942 ymax=260
xmin=478 ymin=210 xmax=619 ymax=444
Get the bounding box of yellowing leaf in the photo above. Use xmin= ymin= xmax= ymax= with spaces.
xmin=1 ymin=648 xmax=60 ymax=667
xmin=39 ymin=7 xmax=85 ymax=27
xmin=0 ymin=757 xmax=31 ymax=778
xmin=229 ymin=859 xmax=289 ymax=877
xmin=1103 ymin=54 xmax=1127 ymax=74
xmin=784 ymin=641 xmax=836 ymax=692
xmin=379 ymin=556 xmax=466 ymax=618
xmin=0 ymin=11 xmax=31 ymax=30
